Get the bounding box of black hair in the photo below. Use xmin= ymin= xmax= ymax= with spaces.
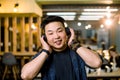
xmin=41 ymin=16 xmax=65 ymax=30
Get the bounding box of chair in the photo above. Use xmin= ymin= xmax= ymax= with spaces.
xmin=0 ymin=56 xmax=4 ymax=79
xmin=2 ymin=52 xmax=19 ymax=80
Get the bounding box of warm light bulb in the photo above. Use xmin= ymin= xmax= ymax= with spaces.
xmin=105 ymin=19 xmax=112 ymax=26
xmin=100 ymin=24 xmax=104 ymax=28
xmin=13 ymin=7 xmax=18 ymax=12
xmin=13 ymin=3 xmax=19 ymax=12
xmin=31 ymin=24 xmax=37 ymax=30
xmin=77 ymin=22 xmax=81 ymax=26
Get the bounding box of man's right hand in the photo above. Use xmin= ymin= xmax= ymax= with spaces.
xmin=40 ymin=36 xmax=52 ymax=54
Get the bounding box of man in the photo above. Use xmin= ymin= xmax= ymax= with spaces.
xmin=21 ymin=16 xmax=102 ymax=80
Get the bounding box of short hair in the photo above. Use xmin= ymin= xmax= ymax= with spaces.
xmin=41 ymin=16 xmax=65 ymax=30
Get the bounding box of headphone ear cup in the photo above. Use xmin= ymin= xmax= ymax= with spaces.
xmin=65 ymin=27 xmax=71 ymax=36
xmin=41 ymin=28 xmax=47 ymax=42
xmin=43 ymin=35 xmax=47 ymax=42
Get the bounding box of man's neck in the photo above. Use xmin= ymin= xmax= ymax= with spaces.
xmin=53 ymin=45 xmax=68 ymax=52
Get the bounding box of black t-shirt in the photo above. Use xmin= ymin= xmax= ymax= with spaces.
xmin=53 ymin=47 xmax=76 ymax=80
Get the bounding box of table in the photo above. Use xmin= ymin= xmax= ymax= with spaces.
xmin=0 ymin=52 xmax=36 ymax=67
xmin=87 ymin=68 xmax=120 ymax=80
xmin=0 ymin=52 xmax=36 ymax=56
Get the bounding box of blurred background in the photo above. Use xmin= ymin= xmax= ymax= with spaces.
xmin=0 ymin=0 xmax=120 ymax=80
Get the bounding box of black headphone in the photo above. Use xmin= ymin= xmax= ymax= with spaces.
xmin=42 ymin=27 xmax=71 ymax=42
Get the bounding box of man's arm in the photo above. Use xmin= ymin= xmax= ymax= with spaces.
xmin=21 ymin=36 xmax=52 ymax=80
xmin=68 ymin=28 xmax=102 ymax=68
xmin=21 ymin=51 xmax=48 ymax=80
xmin=76 ymin=47 xmax=102 ymax=68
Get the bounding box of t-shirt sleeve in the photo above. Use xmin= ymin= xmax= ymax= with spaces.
xmin=31 ymin=50 xmax=42 ymax=60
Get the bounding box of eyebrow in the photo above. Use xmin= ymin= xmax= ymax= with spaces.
xmin=46 ymin=26 xmax=63 ymax=33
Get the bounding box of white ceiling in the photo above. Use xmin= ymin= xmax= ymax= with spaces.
xmin=35 ymin=0 xmax=120 ymax=20
xmin=35 ymin=0 xmax=120 ymax=5
xmin=35 ymin=0 xmax=120 ymax=29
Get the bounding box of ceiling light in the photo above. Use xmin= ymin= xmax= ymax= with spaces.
xmin=77 ymin=22 xmax=81 ymax=26
xmin=106 ymin=6 xmax=110 ymax=10
xmin=105 ymin=19 xmax=112 ymax=26
xmin=85 ymin=24 xmax=92 ymax=29
xmin=78 ymin=16 xmax=104 ymax=20
xmin=13 ymin=3 xmax=19 ymax=12
xmin=83 ymin=8 xmax=118 ymax=12
xmin=46 ymin=12 xmax=76 ymax=20
xmin=60 ymin=15 xmax=75 ymax=20
xmin=81 ymin=12 xmax=107 ymax=16
xmin=100 ymin=24 xmax=104 ymax=28
xmin=80 ymin=15 xmax=104 ymax=18
xmin=46 ymin=12 xmax=76 ymax=16
xmin=78 ymin=18 xmax=100 ymax=21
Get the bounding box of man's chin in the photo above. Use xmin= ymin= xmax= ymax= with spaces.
xmin=52 ymin=45 xmax=67 ymax=52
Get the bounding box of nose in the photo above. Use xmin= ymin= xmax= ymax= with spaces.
xmin=54 ymin=33 xmax=60 ymax=39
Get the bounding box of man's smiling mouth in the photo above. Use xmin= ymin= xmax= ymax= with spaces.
xmin=55 ymin=40 xmax=62 ymax=45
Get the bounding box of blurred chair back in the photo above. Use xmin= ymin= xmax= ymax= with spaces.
xmin=2 ymin=52 xmax=19 ymax=80
xmin=2 ymin=52 xmax=17 ymax=65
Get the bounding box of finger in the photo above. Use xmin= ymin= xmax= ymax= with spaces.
xmin=68 ymin=28 xmax=76 ymax=46
xmin=69 ymin=28 xmax=75 ymax=37
xmin=40 ymin=36 xmax=47 ymax=45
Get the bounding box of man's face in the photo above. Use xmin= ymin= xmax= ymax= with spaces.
xmin=45 ymin=21 xmax=68 ymax=51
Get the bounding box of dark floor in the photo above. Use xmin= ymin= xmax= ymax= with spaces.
xmin=0 ymin=59 xmax=21 ymax=80
xmin=0 ymin=67 xmax=21 ymax=80
xmin=0 ymin=56 xmax=31 ymax=80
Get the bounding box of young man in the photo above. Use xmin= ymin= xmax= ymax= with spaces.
xmin=21 ymin=16 xmax=102 ymax=80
